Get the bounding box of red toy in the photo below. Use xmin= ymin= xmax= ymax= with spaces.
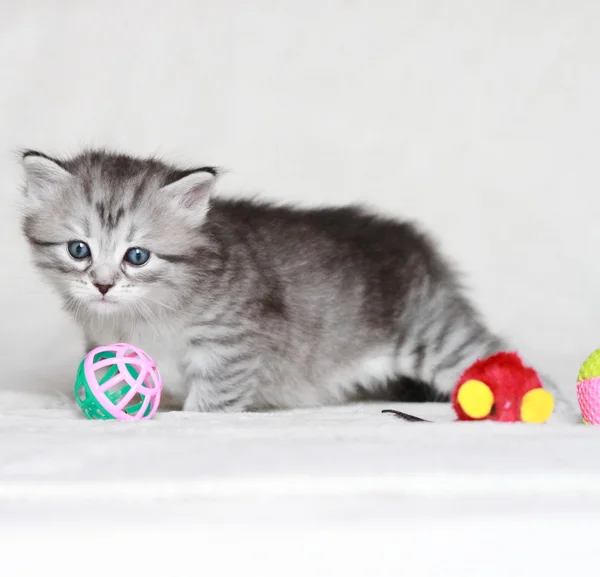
xmin=383 ymin=351 xmax=555 ymax=423
xmin=451 ymin=351 xmax=554 ymax=423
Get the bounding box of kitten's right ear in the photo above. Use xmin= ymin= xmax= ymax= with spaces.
xmin=21 ymin=151 xmax=72 ymax=201
xmin=159 ymin=168 xmax=216 ymax=225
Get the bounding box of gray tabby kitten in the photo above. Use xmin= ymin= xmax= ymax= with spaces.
xmin=20 ymin=149 xmax=564 ymax=413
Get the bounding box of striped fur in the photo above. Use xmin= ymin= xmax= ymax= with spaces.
xmin=19 ymin=148 xmax=565 ymax=412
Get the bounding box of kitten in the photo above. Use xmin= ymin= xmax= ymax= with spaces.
xmin=19 ymin=149 xmax=567 ymax=414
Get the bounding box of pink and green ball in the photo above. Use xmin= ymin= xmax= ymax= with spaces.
xmin=577 ymin=349 xmax=600 ymax=425
xmin=74 ymin=343 xmax=163 ymax=421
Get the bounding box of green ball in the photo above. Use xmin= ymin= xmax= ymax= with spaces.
xmin=577 ymin=349 xmax=600 ymax=382
xmin=74 ymin=355 xmax=116 ymax=420
xmin=74 ymin=349 xmax=151 ymax=420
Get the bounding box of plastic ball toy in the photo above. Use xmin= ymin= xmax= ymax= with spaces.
xmin=74 ymin=343 xmax=162 ymax=420
xmin=577 ymin=349 xmax=600 ymax=425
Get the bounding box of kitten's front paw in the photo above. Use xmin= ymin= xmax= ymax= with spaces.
xmin=183 ymin=388 xmax=226 ymax=412
xmin=182 ymin=387 xmax=250 ymax=412
xmin=183 ymin=389 xmax=200 ymax=412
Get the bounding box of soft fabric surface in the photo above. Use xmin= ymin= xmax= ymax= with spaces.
xmin=1 ymin=401 xmax=598 ymax=576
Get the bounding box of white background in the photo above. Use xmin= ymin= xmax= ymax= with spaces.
xmin=1 ymin=0 xmax=599 ymax=404
xmin=2 ymin=4 xmax=600 ymax=573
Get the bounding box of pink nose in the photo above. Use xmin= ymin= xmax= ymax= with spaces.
xmin=94 ymin=283 xmax=113 ymax=295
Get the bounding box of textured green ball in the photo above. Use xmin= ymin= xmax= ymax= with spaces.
xmin=74 ymin=348 xmax=155 ymax=420
xmin=577 ymin=349 xmax=600 ymax=382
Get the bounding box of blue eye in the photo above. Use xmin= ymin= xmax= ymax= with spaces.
xmin=124 ymin=247 xmax=150 ymax=266
xmin=67 ymin=241 xmax=90 ymax=260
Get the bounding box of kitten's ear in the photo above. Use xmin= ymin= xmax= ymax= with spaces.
xmin=21 ymin=151 xmax=72 ymax=202
xmin=160 ymin=169 xmax=216 ymax=224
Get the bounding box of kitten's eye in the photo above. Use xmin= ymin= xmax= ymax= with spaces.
xmin=124 ymin=247 xmax=150 ymax=266
xmin=67 ymin=241 xmax=91 ymax=260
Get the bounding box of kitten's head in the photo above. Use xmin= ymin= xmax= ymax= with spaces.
xmin=20 ymin=149 xmax=218 ymax=320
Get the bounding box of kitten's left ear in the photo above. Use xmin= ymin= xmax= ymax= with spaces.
xmin=160 ymin=169 xmax=216 ymax=224
xmin=21 ymin=150 xmax=72 ymax=203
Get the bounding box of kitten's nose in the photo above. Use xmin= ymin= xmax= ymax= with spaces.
xmin=94 ymin=283 xmax=113 ymax=295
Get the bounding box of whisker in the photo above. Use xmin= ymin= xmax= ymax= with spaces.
xmin=138 ymin=301 xmax=161 ymax=340
xmin=143 ymin=294 xmax=178 ymax=314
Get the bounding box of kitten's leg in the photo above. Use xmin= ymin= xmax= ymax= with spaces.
xmin=393 ymin=288 xmax=573 ymax=417
xmin=182 ymin=363 xmax=258 ymax=412
xmin=394 ymin=321 xmax=502 ymax=402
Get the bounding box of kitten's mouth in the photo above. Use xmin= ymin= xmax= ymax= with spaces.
xmin=98 ymin=297 xmax=119 ymax=307
xmin=89 ymin=297 xmax=119 ymax=311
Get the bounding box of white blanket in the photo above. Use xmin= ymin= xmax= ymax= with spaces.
xmin=1 ymin=402 xmax=598 ymax=576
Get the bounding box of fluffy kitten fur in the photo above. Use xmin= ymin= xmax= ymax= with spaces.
xmin=19 ymin=149 xmax=565 ymax=413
